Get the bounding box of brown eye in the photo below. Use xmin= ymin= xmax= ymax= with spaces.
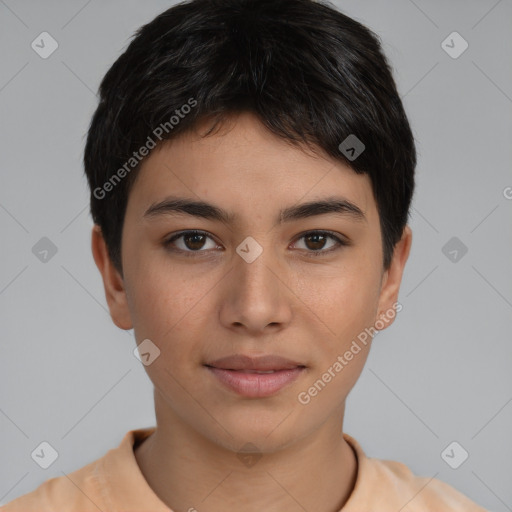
xmin=304 ymin=233 xmax=329 ymax=251
xmin=163 ymin=229 xmax=348 ymax=258
xmin=181 ymin=232 xmax=207 ymax=250
xmin=293 ymin=230 xmax=347 ymax=256
xmin=164 ymin=230 xmax=219 ymax=254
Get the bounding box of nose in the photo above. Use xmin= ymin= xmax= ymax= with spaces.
xmin=218 ymin=241 xmax=293 ymax=335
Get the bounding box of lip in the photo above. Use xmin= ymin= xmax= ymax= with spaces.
xmin=205 ymin=354 xmax=305 ymax=371
xmin=204 ymin=354 xmax=307 ymax=398
xmin=206 ymin=366 xmax=306 ymax=398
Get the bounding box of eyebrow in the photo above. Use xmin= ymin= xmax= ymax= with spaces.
xmin=143 ymin=195 xmax=367 ymax=225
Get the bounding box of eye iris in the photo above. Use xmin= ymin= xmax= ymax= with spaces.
xmin=305 ymin=233 xmax=327 ymax=251
xmin=184 ymin=233 xmax=206 ymax=250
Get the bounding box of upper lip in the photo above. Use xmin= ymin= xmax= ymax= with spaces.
xmin=204 ymin=354 xmax=306 ymax=371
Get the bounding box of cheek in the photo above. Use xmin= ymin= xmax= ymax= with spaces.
xmin=299 ymin=263 xmax=380 ymax=335
xmin=297 ymin=267 xmax=381 ymax=390
xmin=124 ymin=260 xmax=197 ymax=338
xmin=295 ymin=273 xmax=379 ymax=411
xmin=338 ymin=274 xmax=380 ymax=334
xmin=124 ymin=257 xmax=219 ymax=367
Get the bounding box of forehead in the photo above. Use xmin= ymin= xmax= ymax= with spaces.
xmin=126 ymin=112 xmax=377 ymax=226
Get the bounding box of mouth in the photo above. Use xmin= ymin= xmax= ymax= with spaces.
xmin=204 ymin=354 xmax=307 ymax=398
xmin=212 ymin=369 xmax=292 ymax=374
xmin=204 ymin=353 xmax=306 ymax=371
xmin=205 ymin=367 xmax=306 ymax=373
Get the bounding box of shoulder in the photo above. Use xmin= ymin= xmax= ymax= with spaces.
xmin=343 ymin=434 xmax=488 ymax=512
xmin=373 ymin=457 xmax=488 ymax=511
xmin=0 ymin=457 xmax=107 ymax=512
xmin=1 ymin=428 xmax=157 ymax=512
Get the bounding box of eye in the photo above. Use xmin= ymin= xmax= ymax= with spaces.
xmin=163 ymin=230 xmax=220 ymax=255
xmin=163 ymin=229 xmax=348 ymax=257
xmin=292 ymin=230 xmax=348 ymax=256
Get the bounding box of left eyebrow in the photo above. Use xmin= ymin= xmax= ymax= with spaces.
xmin=143 ymin=195 xmax=367 ymax=226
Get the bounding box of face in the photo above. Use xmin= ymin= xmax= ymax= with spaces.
xmin=93 ymin=111 xmax=411 ymax=453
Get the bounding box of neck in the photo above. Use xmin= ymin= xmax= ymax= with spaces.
xmin=135 ymin=391 xmax=358 ymax=512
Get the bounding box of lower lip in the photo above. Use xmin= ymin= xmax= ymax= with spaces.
xmin=206 ymin=366 xmax=305 ymax=398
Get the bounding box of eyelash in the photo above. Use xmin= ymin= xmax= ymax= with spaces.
xmin=163 ymin=230 xmax=349 ymax=258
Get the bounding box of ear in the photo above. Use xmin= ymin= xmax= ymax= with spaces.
xmin=91 ymin=225 xmax=133 ymax=330
xmin=375 ymin=225 xmax=412 ymax=328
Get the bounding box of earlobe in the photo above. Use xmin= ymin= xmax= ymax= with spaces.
xmin=375 ymin=225 xmax=412 ymax=327
xmin=91 ymin=225 xmax=133 ymax=330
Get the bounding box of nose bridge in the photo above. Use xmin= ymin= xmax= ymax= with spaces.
xmin=235 ymin=234 xmax=281 ymax=301
xmin=221 ymin=234 xmax=292 ymax=331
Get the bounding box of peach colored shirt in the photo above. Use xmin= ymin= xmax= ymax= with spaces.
xmin=1 ymin=427 xmax=488 ymax=511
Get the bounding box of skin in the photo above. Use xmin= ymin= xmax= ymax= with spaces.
xmin=92 ymin=111 xmax=412 ymax=512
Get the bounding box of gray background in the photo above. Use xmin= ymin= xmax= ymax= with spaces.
xmin=1 ymin=0 xmax=511 ymax=510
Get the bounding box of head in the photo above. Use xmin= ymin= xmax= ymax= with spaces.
xmin=86 ymin=0 xmax=415 ymax=452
